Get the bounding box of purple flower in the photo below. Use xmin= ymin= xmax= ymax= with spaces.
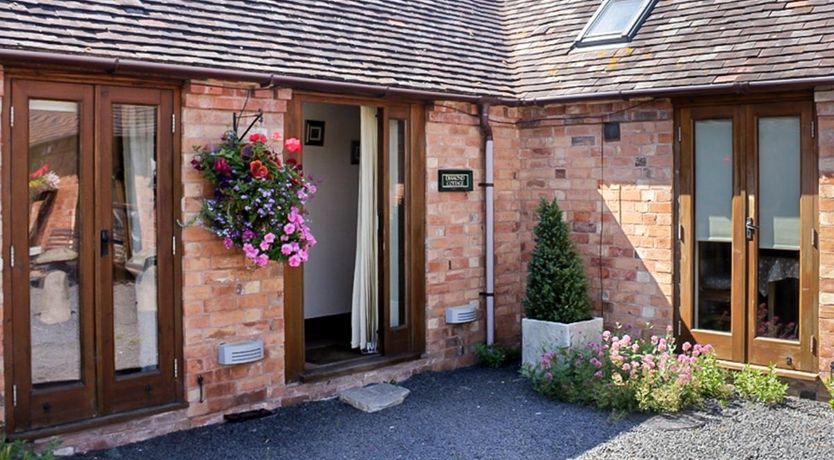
xmin=243 ymin=229 xmax=255 ymax=241
xmin=283 ymin=223 xmax=296 ymax=235
xmin=263 ymin=233 xmax=276 ymax=244
xmin=288 ymin=254 xmax=302 ymax=267
xmin=223 ymin=237 xmax=234 ymax=250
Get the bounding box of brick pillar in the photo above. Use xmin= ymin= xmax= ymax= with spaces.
xmin=815 ymin=89 xmax=834 ymax=375
xmin=180 ymin=81 xmax=291 ymax=424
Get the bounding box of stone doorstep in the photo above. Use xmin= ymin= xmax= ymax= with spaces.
xmin=338 ymin=383 xmax=410 ymax=413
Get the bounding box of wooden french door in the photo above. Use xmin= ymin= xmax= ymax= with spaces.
xmin=679 ymin=98 xmax=818 ymax=372
xmin=6 ymin=80 xmax=179 ymax=431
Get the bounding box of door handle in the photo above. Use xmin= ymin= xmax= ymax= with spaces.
xmin=745 ymin=217 xmax=758 ymax=241
xmin=101 ymin=230 xmax=110 ymax=257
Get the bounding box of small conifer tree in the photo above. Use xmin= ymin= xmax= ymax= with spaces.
xmin=523 ymin=198 xmax=592 ymax=323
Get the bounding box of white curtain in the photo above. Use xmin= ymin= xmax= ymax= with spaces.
xmin=351 ymin=106 xmax=379 ymax=351
xmin=120 ymin=105 xmax=159 ymax=370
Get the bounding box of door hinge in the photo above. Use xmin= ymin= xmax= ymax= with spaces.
xmin=811 ymin=335 xmax=817 ymax=355
xmin=812 ymin=228 xmax=819 ymax=249
xmin=811 ymin=121 xmax=816 ymax=139
xmin=172 ymin=235 xmax=177 ymax=256
xmin=9 ymin=246 xmax=15 ymax=268
xmin=677 ymin=319 xmax=682 ymax=336
xmin=174 ymin=358 xmax=178 ymax=379
xmin=12 ymin=384 xmax=17 ymax=407
xmin=677 ymin=224 xmax=684 ymax=241
xmin=676 ymin=126 xmax=682 ymax=143
xmin=9 ymin=106 xmax=14 ymax=128
xmin=172 ymin=113 xmax=176 ymax=134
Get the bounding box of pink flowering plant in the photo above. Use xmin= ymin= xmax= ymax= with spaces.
xmin=191 ymin=131 xmax=317 ymax=268
xmin=523 ymin=325 xmax=731 ymax=413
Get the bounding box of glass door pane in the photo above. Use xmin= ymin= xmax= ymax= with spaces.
xmin=755 ymin=117 xmax=800 ymax=340
xmin=388 ymin=119 xmax=406 ymax=328
xmin=27 ymin=100 xmax=82 ymax=386
xmin=694 ymin=119 xmax=733 ymax=332
xmin=111 ymin=104 xmax=159 ymax=373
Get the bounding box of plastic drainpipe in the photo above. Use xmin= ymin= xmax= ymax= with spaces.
xmin=479 ymin=103 xmax=495 ymax=345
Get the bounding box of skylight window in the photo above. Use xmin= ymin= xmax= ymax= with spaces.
xmin=575 ymin=0 xmax=657 ymax=47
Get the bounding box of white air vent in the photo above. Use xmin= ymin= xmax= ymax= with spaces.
xmin=218 ymin=339 xmax=264 ymax=365
xmin=445 ymin=302 xmax=478 ymax=324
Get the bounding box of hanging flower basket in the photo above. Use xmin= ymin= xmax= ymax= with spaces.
xmin=191 ymin=131 xmax=316 ymax=267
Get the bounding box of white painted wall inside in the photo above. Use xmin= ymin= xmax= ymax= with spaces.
xmin=303 ymin=102 xmax=360 ymax=319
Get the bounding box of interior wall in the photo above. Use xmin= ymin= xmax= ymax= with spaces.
xmin=302 ymin=102 xmax=361 ymax=319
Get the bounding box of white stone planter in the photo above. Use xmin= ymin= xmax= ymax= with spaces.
xmin=522 ymin=317 xmax=603 ymax=366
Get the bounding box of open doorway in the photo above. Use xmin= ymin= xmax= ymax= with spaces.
xmin=284 ymin=95 xmax=425 ymax=382
xmin=302 ymin=102 xmax=364 ymax=368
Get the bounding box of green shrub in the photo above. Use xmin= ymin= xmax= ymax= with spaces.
xmin=474 ymin=343 xmax=520 ymax=368
xmin=692 ymin=352 xmax=733 ymax=403
xmin=523 ymin=198 xmax=592 ymax=324
xmin=0 ymin=436 xmax=55 ymax=460
xmin=733 ymin=365 xmax=788 ymax=405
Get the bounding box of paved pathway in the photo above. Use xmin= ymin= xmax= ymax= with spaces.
xmin=75 ymin=365 xmax=834 ymax=460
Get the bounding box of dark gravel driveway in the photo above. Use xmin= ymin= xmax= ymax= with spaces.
xmin=75 ymin=365 xmax=834 ymax=460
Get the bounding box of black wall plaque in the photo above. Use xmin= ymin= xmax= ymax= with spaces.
xmin=438 ymin=169 xmax=473 ymax=192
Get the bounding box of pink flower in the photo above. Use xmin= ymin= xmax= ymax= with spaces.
xmin=590 ymin=357 xmax=602 ymax=368
xmin=544 ymin=372 xmax=553 ymax=381
xmin=657 ymin=338 xmax=667 ymax=352
xmin=281 ymin=244 xmax=293 ymax=255
xmin=602 ymin=330 xmax=611 ymax=341
xmin=243 ymin=243 xmax=258 ymax=259
xmin=622 ymin=363 xmax=631 ymax=371
xmin=283 ymin=223 xmax=296 ymax=234
xmin=271 ymin=130 xmax=282 ymax=141
xmin=259 ymin=240 xmax=271 ymax=251
xmin=682 ymin=342 xmax=692 ymax=352
xmin=288 ymin=254 xmax=302 ymax=267
xmin=593 ymin=370 xmax=603 ymax=378
xmin=285 ymin=138 xmax=302 ymax=153
xmin=288 ymin=207 xmax=301 ymax=223
xmin=631 ymin=344 xmax=639 ymax=353
xmin=263 ymin=233 xmax=276 ymax=244
xmin=223 ymin=237 xmax=233 ymax=250
xmin=256 ymin=254 xmax=269 ymax=267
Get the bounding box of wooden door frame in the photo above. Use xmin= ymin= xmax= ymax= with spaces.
xmin=2 ymin=72 xmax=184 ymax=433
xmin=674 ymin=92 xmax=818 ymax=372
xmin=283 ymin=92 xmax=426 ymax=382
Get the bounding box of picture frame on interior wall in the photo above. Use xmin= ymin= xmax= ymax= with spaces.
xmin=305 ymin=120 xmax=325 ymax=146
xmin=350 ymin=140 xmax=360 ymax=165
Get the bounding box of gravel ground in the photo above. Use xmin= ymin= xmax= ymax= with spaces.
xmin=74 ymin=366 xmax=834 ymax=460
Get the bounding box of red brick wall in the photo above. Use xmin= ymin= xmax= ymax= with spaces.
xmin=515 ymin=101 xmax=675 ymax=335
xmin=424 ymin=102 xmax=522 ymax=366
xmin=179 ymin=81 xmax=290 ymax=425
xmin=816 ymin=89 xmax=834 ymax=374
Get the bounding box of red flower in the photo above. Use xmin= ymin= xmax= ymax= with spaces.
xmin=284 ymin=138 xmax=302 ymax=153
xmin=214 ymin=158 xmax=232 ymax=176
xmin=249 ymin=160 xmax=269 ymax=179
xmin=249 ymin=133 xmax=268 ymax=144
xmin=30 ymin=164 xmax=49 ymax=179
